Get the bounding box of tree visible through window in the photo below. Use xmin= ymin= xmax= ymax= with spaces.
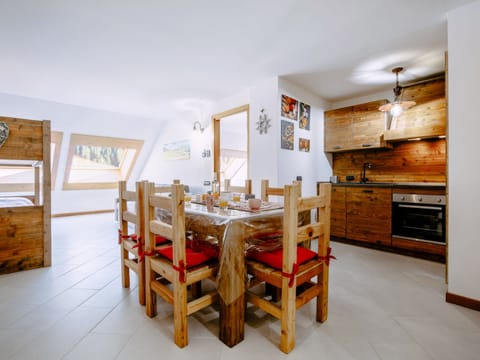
xmin=63 ymin=134 xmax=143 ymax=190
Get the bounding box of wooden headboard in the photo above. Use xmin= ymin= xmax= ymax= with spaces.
xmin=0 ymin=116 xmax=52 ymax=274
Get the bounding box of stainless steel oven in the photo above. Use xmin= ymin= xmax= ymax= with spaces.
xmin=392 ymin=193 xmax=446 ymax=244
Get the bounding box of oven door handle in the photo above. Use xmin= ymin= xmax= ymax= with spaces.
xmin=398 ymin=204 xmax=443 ymax=211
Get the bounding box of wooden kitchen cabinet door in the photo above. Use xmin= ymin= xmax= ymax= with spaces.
xmin=324 ymin=106 xmax=353 ymax=152
xmin=352 ymin=100 xmax=389 ymax=149
xmin=324 ymin=100 xmax=389 ymax=152
xmin=346 ymin=187 xmax=392 ymax=245
xmin=384 ymin=78 xmax=446 ymax=141
xmin=330 ymin=185 xmax=346 ymax=238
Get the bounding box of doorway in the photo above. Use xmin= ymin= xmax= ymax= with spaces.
xmin=212 ymin=105 xmax=249 ymax=188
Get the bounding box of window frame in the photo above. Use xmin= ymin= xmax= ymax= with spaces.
xmin=50 ymin=131 xmax=63 ymax=190
xmin=62 ymin=134 xmax=144 ymax=190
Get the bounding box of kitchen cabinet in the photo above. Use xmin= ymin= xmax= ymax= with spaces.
xmin=324 ymin=106 xmax=353 ymax=152
xmin=346 ymin=186 xmax=392 ymax=245
xmin=329 ymin=184 xmax=446 ymax=260
xmin=324 ymin=100 xmax=390 ymax=152
xmin=384 ymin=78 xmax=446 ymax=141
xmin=330 ymin=185 xmax=346 ymax=238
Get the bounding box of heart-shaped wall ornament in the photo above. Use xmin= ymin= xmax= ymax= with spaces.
xmin=0 ymin=121 xmax=10 ymax=149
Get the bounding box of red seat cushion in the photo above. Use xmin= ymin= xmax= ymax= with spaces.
xmin=155 ymin=235 xmax=168 ymax=245
xmin=247 ymin=246 xmax=317 ymax=270
xmin=156 ymin=246 xmax=216 ymax=268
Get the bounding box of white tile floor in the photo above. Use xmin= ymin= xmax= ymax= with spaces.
xmin=1 ymin=213 xmax=479 ymax=359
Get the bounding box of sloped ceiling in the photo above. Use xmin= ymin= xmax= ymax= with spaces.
xmin=0 ymin=0 xmax=474 ymax=121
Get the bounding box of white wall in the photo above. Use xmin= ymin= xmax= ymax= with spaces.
xmin=0 ymin=92 xmax=161 ymax=214
xmin=246 ymin=77 xmax=279 ymax=195
xmin=140 ymin=118 xmax=212 ymax=192
xmin=447 ymin=0 xmax=480 ymax=301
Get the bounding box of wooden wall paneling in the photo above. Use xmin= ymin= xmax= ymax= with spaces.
xmin=332 ymin=138 xmax=446 ymax=183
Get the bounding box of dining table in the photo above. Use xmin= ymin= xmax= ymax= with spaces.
xmin=184 ymin=199 xmax=284 ymax=347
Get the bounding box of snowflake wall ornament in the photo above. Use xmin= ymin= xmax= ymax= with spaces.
xmin=256 ymin=108 xmax=271 ymax=134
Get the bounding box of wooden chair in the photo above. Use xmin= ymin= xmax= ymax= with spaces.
xmin=118 ymin=180 xmax=147 ymax=305
xmin=246 ymin=182 xmax=332 ymax=353
xmin=261 ymin=179 xmax=301 ymax=202
xmin=144 ymin=182 xmax=219 ymax=348
xmin=224 ymin=178 xmax=252 ymax=195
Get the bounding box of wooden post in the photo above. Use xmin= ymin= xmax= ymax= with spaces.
xmin=317 ymin=183 xmax=331 ymax=322
xmin=42 ymin=120 xmax=52 ymax=267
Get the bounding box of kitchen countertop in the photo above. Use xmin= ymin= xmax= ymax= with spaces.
xmin=328 ymin=182 xmax=446 ymax=189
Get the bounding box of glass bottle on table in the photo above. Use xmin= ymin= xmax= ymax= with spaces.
xmin=212 ymin=172 xmax=220 ymax=198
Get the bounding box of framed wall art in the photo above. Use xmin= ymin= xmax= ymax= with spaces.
xmin=299 ymin=102 xmax=311 ymax=130
xmin=299 ymin=138 xmax=310 ymax=152
xmin=162 ymin=139 xmax=191 ymax=160
xmin=281 ymin=94 xmax=298 ymax=120
xmin=280 ymin=120 xmax=294 ymax=150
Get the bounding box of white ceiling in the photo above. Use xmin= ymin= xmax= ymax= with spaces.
xmin=0 ymin=0 xmax=474 ymax=121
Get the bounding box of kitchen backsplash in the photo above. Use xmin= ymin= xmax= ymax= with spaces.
xmin=332 ymin=138 xmax=446 ymax=183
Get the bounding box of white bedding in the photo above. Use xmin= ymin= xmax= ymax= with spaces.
xmin=0 ymin=196 xmax=34 ymax=207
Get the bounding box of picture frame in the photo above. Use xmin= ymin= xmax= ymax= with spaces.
xmin=281 ymin=120 xmax=294 ymax=150
xmin=162 ymin=139 xmax=191 ymax=160
xmin=299 ymin=102 xmax=311 ymax=130
xmin=281 ymin=94 xmax=298 ymax=120
xmin=299 ymin=138 xmax=310 ymax=152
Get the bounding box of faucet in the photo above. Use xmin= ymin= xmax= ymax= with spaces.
xmin=361 ymin=162 xmax=373 ymax=183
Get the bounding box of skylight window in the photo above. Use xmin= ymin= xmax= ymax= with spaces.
xmin=63 ymin=134 xmax=143 ymax=190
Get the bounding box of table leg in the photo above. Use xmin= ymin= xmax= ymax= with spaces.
xmin=219 ymin=293 xmax=245 ymax=347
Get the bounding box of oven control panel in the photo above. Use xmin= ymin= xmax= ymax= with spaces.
xmin=393 ymin=193 xmax=446 ymax=205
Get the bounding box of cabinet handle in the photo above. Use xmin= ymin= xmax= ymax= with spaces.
xmin=334 ymin=146 xmax=342 ymax=149
xmin=362 ymin=144 xmax=373 ymax=147
xmin=362 ymin=189 xmax=373 ymax=193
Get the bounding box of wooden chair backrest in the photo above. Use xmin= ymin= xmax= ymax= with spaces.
xmin=261 ymin=179 xmax=302 ymax=202
xmin=283 ymin=182 xmax=331 ymax=272
xmin=224 ymin=179 xmax=252 ymax=195
xmin=145 ymin=182 xmax=186 ymax=261
xmin=119 ymin=180 xmax=145 ymax=238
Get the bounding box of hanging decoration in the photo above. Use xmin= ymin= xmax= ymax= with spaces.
xmin=256 ymin=108 xmax=271 ymax=134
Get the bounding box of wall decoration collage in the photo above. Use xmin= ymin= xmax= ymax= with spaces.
xmin=280 ymin=94 xmax=310 ymax=152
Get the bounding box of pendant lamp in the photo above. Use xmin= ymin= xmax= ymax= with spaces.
xmin=379 ymin=67 xmax=415 ymax=117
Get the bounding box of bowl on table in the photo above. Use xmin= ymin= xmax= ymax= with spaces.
xmin=247 ymin=198 xmax=262 ymax=210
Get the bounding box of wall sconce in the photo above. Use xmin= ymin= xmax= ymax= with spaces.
xmin=193 ymin=121 xmax=205 ymax=133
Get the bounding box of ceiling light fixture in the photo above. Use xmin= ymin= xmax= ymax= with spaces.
xmin=193 ymin=121 xmax=204 ymax=133
xmin=379 ymin=67 xmax=416 ymax=117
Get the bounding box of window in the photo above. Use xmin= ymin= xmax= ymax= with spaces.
xmin=63 ymin=134 xmax=144 ymax=190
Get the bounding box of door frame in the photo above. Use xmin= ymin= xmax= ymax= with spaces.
xmin=212 ymin=104 xmax=250 ymax=184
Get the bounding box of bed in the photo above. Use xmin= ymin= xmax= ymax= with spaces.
xmin=0 ymin=116 xmax=51 ymax=274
